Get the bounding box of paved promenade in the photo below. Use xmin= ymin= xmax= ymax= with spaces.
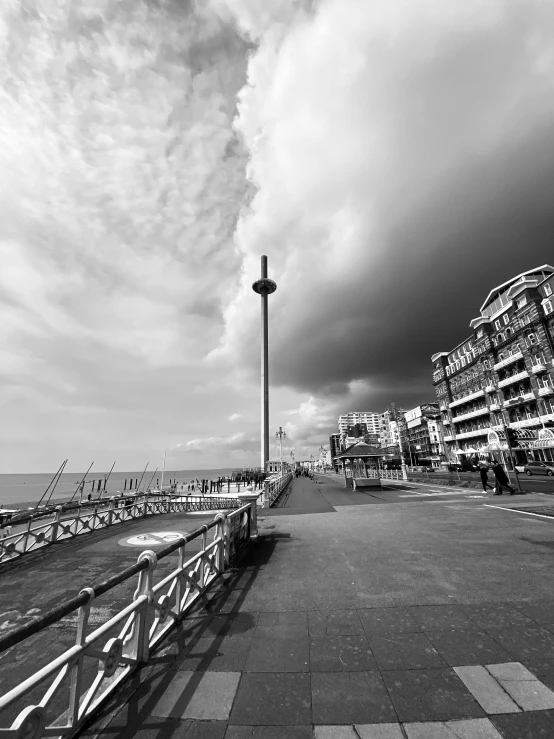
xmin=3 ymin=474 xmax=554 ymax=737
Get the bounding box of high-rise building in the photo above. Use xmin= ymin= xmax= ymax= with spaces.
xmin=338 ymin=412 xmax=380 ymax=436
xmin=431 ymin=265 xmax=554 ymax=467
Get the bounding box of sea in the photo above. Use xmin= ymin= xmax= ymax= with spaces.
xmin=0 ymin=468 xmax=247 ymax=508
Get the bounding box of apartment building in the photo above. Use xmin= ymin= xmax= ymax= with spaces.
xmin=338 ymin=413 xmax=380 ymax=436
xmin=404 ymin=404 xmax=445 ymax=466
xmin=431 ymin=265 xmax=554 ymax=466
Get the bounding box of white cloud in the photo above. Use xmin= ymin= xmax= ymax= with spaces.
xmin=228 ymin=412 xmax=242 ymax=421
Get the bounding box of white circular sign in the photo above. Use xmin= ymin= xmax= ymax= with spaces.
xmin=120 ymin=531 xmax=185 ymax=547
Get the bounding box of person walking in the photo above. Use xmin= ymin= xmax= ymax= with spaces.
xmin=479 ymin=463 xmax=493 ymax=492
xmin=491 ymin=460 xmax=515 ymax=495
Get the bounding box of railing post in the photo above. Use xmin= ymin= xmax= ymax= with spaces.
xmin=143 ymin=494 xmax=149 ymax=518
xmin=69 ymin=588 xmax=94 ymax=725
xmin=263 ymin=479 xmax=271 ymax=508
xmin=123 ymin=551 xmax=157 ymax=664
xmin=24 ymin=516 xmax=34 ymax=553
xmin=51 ymin=506 xmax=62 ymax=543
xmin=215 ymin=514 xmax=226 ymax=572
xmin=237 ymin=490 xmax=258 ymax=538
xmin=107 ymin=498 xmax=115 ymax=526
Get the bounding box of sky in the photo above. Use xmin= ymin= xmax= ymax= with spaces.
xmin=1 ymin=0 xmax=554 ymax=473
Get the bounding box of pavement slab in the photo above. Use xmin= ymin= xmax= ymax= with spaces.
xmin=225 ymin=727 xmax=313 ymax=738
xmin=243 ymin=634 xmax=310 ymax=672
xmin=408 ymin=606 xmax=482 ymax=632
xmin=491 ymin=708 xmax=554 ymax=738
xmin=309 ymin=634 xmax=378 ymax=671
xmin=150 ymin=671 xmax=241 ymax=720
xmin=425 ymin=627 xmax=515 ymax=667
xmin=358 ymin=607 xmax=423 ymax=635
xmin=229 ymin=673 xmax=312 ymax=726
xmin=485 ymin=662 xmax=554 ymax=711
xmin=453 ymin=665 xmax=521 ymax=714
xmin=483 ymin=626 xmax=554 ymax=661
xmin=367 ymin=631 xmax=447 ymax=670
xmin=311 ymin=671 xmax=397 ymax=725
xmin=381 ymin=668 xmax=486 ymax=722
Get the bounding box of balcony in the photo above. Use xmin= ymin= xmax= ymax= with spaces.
xmin=509 ymin=417 xmax=542 ymax=429
xmin=449 ymin=390 xmax=485 ymax=409
xmin=485 ymin=384 xmax=496 ymax=393
xmin=439 ymin=403 xmax=448 ymax=411
xmin=503 ymin=397 xmax=523 ymax=408
xmin=443 ymin=435 xmax=454 ymax=442
xmin=452 ymin=407 xmax=490 ymax=424
xmin=454 ymin=429 xmax=489 ymax=440
xmin=530 ymin=363 xmax=547 ymax=374
xmin=493 ymin=351 xmax=523 ymax=371
xmin=538 ymin=386 xmax=554 ymax=397
xmin=497 ymin=370 xmax=529 ymax=388
xmin=443 ymin=418 xmax=451 ymax=425
xmin=489 ymin=402 xmax=501 ymax=411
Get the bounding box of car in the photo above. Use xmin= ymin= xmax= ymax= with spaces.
xmin=523 ymin=461 xmax=554 ymax=476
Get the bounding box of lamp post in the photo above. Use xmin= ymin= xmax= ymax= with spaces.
xmin=396 ymin=413 xmax=409 ymax=481
xmin=252 ymin=256 xmax=277 ymax=473
xmin=290 ymin=449 xmax=295 ymax=472
xmin=276 ymin=426 xmax=287 ymax=475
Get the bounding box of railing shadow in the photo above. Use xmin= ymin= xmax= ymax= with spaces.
xmin=82 ymin=534 xmax=287 ymax=738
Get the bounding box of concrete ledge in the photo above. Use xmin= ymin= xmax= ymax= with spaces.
xmin=353 ymin=478 xmax=382 ymax=490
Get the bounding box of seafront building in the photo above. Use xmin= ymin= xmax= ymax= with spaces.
xmin=338 ymin=412 xmax=380 ymax=436
xmin=431 ymin=265 xmax=554 ymax=467
xmin=403 ymin=403 xmax=445 ymax=467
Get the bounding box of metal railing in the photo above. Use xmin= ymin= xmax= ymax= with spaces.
xmin=0 ymin=496 xmax=258 ymax=739
xmin=0 ymin=494 xmax=242 ymax=565
xmin=264 ymin=472 xmax=293 ymax=506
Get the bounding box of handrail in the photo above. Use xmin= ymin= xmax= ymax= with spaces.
xmin=0 ymin=494 xmax=240 ymax=565
xmin=0 ymin=496 xmax=259 ymax=739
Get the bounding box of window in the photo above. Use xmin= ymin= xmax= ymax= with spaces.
xmin=503 ymin=314 xmax=510 ymax=325
xmin=517 ymin=297 xmax=527 ymax=309
xmin=528 ymin=333 xmax=537 ymax=344
xmin=545 ymin=283 xmax=553 ymax=296
xmin=477 ymin=328 xmax=484 ymax=338
xmin=494 ymin=320 xmax=501 ymax=330
xmin=545 ymin=300 xmax=553 ymax=315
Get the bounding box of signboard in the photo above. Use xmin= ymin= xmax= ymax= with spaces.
xmin=532 ymin=428 xmax=554 ymax=449
xmin=405 ymin=407 xmax=422 ymax=423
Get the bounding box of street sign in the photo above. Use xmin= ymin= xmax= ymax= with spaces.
xmin=119 ymin=531 xmax=185 ymax=548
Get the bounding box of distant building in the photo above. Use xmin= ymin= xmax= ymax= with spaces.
xmin=432 ymin=265 xmax=554 ymax=467
xmin=338 ymin=412 xmax=380 ymax=436
xmin=329 ymin=433 xmax=342 ymax=468
xmin=404 ymin=404 xmax=445 ymax=466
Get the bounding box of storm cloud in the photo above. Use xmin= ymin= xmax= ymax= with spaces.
xmin=214 ymin=0 xmax=554 ymax=411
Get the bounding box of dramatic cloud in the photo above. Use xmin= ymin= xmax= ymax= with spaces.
xmin=2 ymin=0 xmax=554 ymax=473
xmin=214 ymin=0 xmax=554 ymax=413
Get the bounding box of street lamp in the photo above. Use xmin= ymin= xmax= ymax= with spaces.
xmin=396 ymin=414 xmax=409 ymax=481
xmin=275 ymin=426 xmax=287 ymax=475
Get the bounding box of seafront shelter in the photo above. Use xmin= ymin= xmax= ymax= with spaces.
xmin=333 ymin=441 xmax=385 ymax=489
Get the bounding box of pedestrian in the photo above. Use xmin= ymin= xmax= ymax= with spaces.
xmin=479 ymin=463 xmax=493 ymax=492
xmin=491 ymin=460 xmax=515 ymax=495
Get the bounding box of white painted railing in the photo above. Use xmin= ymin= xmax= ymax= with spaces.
xmin=0 ymin=494 xmax=242 ymax=565
xmin=264 ymin=472 xmax=293 ymax=506
xmin=0 ymin=495 xmax=258 ymax=739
